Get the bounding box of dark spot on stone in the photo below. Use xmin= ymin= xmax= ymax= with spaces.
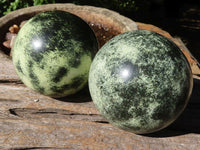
xmin=29 ymin=72 xmax=39 ymax=84
xmin=118 ymin=85 xmax=137 ymax=101
xmin=31 ymin=14 xmax=47 ymax=23
xmin=174 ymin=79 xmax=191 ymax=114
xmin=51 ymin=86 xmax=63 ymax=93
xmin=30 ymin=51 xmax=43 ymax=62
xmin=50 ymin=83 xmax=71 ymax=95
xmin=61 ymin=84 xmax=71 ymax=91
xmin=16 ymin=60 xmax=23 ymax=74
xmin=51 ymin=76 xmax=85 ymax=95
xmin=96 ymin=75 xmax=111 ymax=96
xmin=68 ymin=52 xmax=81 ymax=68
xmin=122 ymin=123 xmax=141 ymax=132
xmin=52 ymin=67 xmax=68 ymax=83
xmin=42 ymin=28 xmax=56 ymax=39
xmin=71 ymin=76 xmax=85 ymax=89
xmin=27 ymin=60 xmax=43 ymax=92
xmin=30 ymin=76 xmax=44 ymax=93
xmin=35 ymin=86 xmax=45 ymax=93
xmin=106 ymin=104 xmax=133 ymax=121
xmin=109 ymin=41 xmax=115 ymax=46
xmin=139 ymin=118 xmax=148 ymax=126
xmin=139 ymin=52 xmax=150 ymax=64
xmin=151 ymin=104 xmax=171 ymax=121
xmin=134 ymin=108 xmax=148 ymax=118
xmin=28 ymin=60 xmax=33 ymax=68
xmin=39 ymin=64 xmax=45 ymax=70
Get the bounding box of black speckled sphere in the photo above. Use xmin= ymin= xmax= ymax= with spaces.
xmin=89 ymin=30 xmax=193 ymax=134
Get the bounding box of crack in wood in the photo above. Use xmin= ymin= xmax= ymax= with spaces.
xmin=8 ymin=108 xmax=108 ymax=123
xmin=10 ymin=147 xmax=61 ymax=150
xmin=95 ymin=120 xmax=109 ymax=124
xmin=9 ymin=109 xmax=19 ymax=116
xmin=0 ymin=98 xmax=20 ymax=103
xmin=0 ymin=80 xmax=23 ymax=84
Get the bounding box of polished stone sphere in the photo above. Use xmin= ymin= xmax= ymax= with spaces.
xmin=89 ymin=30 xmax=193 ymax=134
xmin=12 ymin=10 xmax=98 ymax=98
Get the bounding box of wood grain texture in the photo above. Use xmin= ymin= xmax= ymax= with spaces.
xmin=1 ymin=9 xmax=200 ymax=150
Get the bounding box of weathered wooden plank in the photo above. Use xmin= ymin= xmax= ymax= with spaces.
xmin=0 ymin=4 xmax=200 ymax=150
xmin=0 ymin=83 xmax=98 ymax=115
xmin=1 ymin=117 xmax=200 ymax=149
xmin=0 ymin=52 xmax=20 ymax=82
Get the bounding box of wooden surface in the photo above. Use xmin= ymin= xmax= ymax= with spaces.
xmin=1 ymin=19 xmax=200 ymax=150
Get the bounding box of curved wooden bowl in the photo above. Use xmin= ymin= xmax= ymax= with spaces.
xmin=0 ymin=4 xmax=200 ymax=150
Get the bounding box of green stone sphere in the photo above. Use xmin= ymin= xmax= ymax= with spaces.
xmin=89 ymin=30 xmax=193 ymax=134
xmin=12 ymin=11 xmax=98 ymax=98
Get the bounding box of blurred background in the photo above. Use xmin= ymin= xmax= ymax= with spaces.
xmin=0 ymin=0 xmax=199 ymax=61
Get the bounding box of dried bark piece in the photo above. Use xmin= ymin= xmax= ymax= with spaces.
xmin=9 ymin=24 xmax=20 ymax=33
xmin=3 ymin=21 xmax=27 ymax=51
xmin=5 ymin=32 xmax=17 ymax=40
xmin=3 ymin=40 xmax=11 ymax=49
